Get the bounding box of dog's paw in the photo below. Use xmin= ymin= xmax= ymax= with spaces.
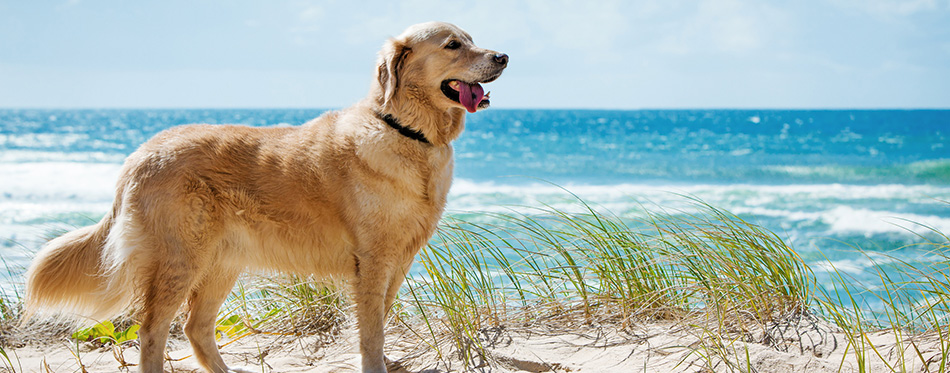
xmin=227 ymin=367 xmax=257 ymax=373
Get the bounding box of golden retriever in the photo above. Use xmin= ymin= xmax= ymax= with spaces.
xmin=25 ymin=21 xmax=507 ymax=373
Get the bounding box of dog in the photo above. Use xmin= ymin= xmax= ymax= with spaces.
xmin=24 ymin=21 xmax=507 ymax=373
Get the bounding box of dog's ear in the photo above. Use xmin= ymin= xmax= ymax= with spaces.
xmin=377 ymin=38 xmax=411 ymax=108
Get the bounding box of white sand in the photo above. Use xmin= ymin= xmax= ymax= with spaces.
xmin=5 ymin=314 xmax=946 ymax=372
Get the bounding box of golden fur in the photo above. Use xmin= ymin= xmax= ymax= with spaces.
xmin=24 ymin=22 xmax=506 ymax=373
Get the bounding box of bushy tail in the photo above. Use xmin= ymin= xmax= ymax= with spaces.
xmin=24 ymin=213 xmax=132 ymax=324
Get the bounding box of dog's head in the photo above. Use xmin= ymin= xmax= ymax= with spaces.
xmin=375 ymin=22 xmax=508 ymax=115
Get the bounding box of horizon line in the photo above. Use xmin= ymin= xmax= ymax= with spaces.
xmin=2 ymin=106 xmax=949 ymax=111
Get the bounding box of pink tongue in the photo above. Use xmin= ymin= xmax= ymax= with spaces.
xmin=458 ymin=81 xmax=484 ymax=113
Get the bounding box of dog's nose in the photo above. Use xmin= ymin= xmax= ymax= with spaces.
xmin=493 ymin=53 xmax=509 ymax=66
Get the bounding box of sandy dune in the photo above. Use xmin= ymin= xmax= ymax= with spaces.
xmin=5 ymin=313 xmax=944 ymax=372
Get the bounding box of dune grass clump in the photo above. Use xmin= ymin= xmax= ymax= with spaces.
xmin=217 ymin=274 xmax=347 ymax=339
xmin=399 ymin=197 xmax=815 ymax=366
xmin=815 ymin=220 xmax=950 ymax=372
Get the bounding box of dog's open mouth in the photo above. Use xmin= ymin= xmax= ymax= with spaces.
xmin=441 ymin=80 xmax=491 ymax=113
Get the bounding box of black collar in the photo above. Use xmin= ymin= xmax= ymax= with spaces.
xmin=376 ymin=112 xmax=429 ymax=144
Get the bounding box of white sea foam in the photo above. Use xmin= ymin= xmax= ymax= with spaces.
xmin=447 ymin=179 xmax=682 ymax=215
xmin=0 ymin=161 xmax=121 ymax=201
xmin=822 ymin=206 xmax=950 ymax=236
xmin=448 ymin=179 xmax=949 ymax=208
xmin=447 ymin=179 xmax=950 ymax=239
xmin=0 ymin=201 xmax=112 ymax=225
xmin=0 ymin=133 xmax=88 ymax=149
xmin=0 ymin=149 xmax=126 ymax=163
xmin=813 ymin=258 xmax=870 ymax=275
xmin=728 ymin=206 xmax=821 ymax=222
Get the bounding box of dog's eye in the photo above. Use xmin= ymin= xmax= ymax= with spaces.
xmin=444 ymin=40 xmax=461 ymax=50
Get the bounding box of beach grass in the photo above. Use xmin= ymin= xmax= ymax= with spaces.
xmin=216 ymin=273 xmax=347 ymax=338
xmin=812 ymin=217 xmax=950 ymax=372
xmin=0 ymin=196 xmax=948 ymax=372
xmin=398 ymin=196 xmax=817 ymax=369
xmin=395 ymin=195 xmax=949 ymax=371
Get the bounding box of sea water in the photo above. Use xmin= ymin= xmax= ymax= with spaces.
xmin=2 ymin=109 xmax=949 ymax=306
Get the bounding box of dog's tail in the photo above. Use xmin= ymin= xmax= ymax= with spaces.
xmin=24 ymin=205 xmax=133 ymax=324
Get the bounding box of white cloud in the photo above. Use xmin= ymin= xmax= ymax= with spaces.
xmin=653 ymin=0 xmax=788 ymax=55
xmin=298 ymin=5 xmax=325 ymax=21
xmin=280 ymin=0 xmax=633 ymax=63
xmin=521 ymin=0 xmax=629 ymax=60
xmin=333 ymin=0 xmax=536 ymax=47
xmin=832 ymin=0 xmax=941 ymax=16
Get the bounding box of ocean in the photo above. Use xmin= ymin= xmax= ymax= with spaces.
xmin=2 ymin=108 xmax=949 ymax=305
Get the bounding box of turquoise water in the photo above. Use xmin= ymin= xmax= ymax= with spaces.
xmin=2 ymin=109 xmax=949 ymax=304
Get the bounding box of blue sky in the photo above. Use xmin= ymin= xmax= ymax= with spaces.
xmin=1 ymin=0 xmax=948 ymax=109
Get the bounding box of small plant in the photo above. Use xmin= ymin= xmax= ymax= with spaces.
xmin=215 ymin=314 xmax=252 ymax=340
xmin=214 ymin=309 xmax=281 ymax=340
xmin=71 ymin=320 xmax=140 ymax=369
xmin=71 ymin=320 xmax=139 ymax=345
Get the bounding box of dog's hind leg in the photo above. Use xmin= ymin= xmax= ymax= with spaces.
xmin=185 ymin=266 xmax=240 ymax=373
xmin=383 ymin=261 xmax=412 ymax=316
xmin=138 ymin=256 xmax=200 ymax=373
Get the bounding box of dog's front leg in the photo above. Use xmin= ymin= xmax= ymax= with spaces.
xmin=354 ymin=258 xmax=392 ymax=373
